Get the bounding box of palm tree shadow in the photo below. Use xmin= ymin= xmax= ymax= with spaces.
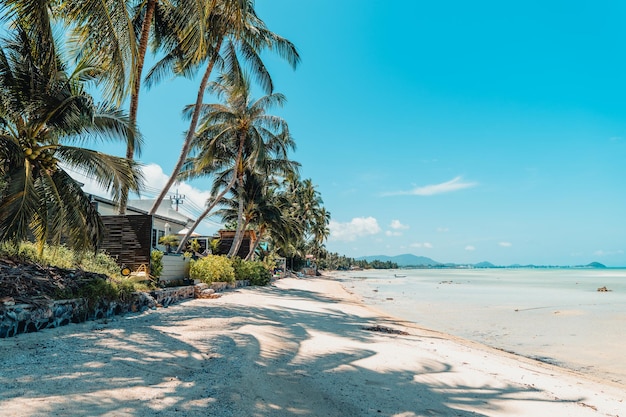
xmin=0 ymin=288 xmax=587 ymax=416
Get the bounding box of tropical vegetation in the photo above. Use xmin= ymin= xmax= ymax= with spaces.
xmin=189 ymin=254 xmax=235 ymax=284
xmin=0 ymin=0 xmax=337 ymax=295
xmin=0 ymin=20 xmax=143 ymax=254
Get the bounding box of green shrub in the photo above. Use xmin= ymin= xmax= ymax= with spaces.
xmin=232 ymin=257 xmax=272 ymax=286
xmin=189 ymin=255 xmax=235 ymax=284
xmin=77 ymin=251 xmax=122 ymax=277
xmin=0 ymin=242 xmax=121 ymax=278
xmin=0 ymin=242 xmax=139 ymax=309
xmin=150 ymin=250 xmax=164 ymax=278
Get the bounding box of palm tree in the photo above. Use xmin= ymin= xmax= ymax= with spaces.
xmin=214 ymin=170 xmax=294 ymax=260
xmin=0 ymin=25 xmax=143 ymax=254
xmin=271 ymin=175 xmax=330 ymax=268
xmin=2 ymin=0 xmax=141 ymax=105
xmin=147 ymin=0 xmax=299 ymax=216
xmin=175 ymin=62 xmax=297 ymax=256
xmin=2 ymin=0 xmax=227 ymax=213
xmin=2 ymin=0 xmax=146 ymax=213
xmin=244 ymin=179 xmax=295 ymax=261
xmin=118 ymin=0 xmax=224 ymax=213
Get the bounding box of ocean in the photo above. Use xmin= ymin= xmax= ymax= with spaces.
xmin=335 ymin=268 xmax=626 ymax=385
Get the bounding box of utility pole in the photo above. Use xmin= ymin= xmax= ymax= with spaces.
xmin=170 ymin=189 xmax=185 ymax=212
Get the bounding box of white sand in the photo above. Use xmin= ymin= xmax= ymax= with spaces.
xmin=1 ymin=276 xmax=624 ymax=416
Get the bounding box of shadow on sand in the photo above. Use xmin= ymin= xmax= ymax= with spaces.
xmin=0 ymin=285 xmax=587 ymax=416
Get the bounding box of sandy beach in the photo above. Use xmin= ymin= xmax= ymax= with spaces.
xmin=1 ymin=275 xmax=624 ymax=417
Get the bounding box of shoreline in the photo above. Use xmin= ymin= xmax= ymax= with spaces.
xmin=326 ymin=273 xmax=626 ymax=390
xmin=1 ymin=275 xmax=624 ymax=416
xmin=333 ymin=268 xmax=626 ymax=387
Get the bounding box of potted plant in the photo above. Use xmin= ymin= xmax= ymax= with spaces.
xmin=158 ymin=234 xmax=180 ymax=254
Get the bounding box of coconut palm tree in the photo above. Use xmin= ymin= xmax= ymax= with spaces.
xmin=243 ymin=180 xmax=296 ymax=261
xmin=147 ymin=0 xmax=299 ymax=216
xmin=2 ymin=0 xmax=137 ymax=105
xmin=175 ymin=61 xmax=297 ymax=257
xmin=0 ymin=25 xmax=143 ymax=254
xmin=271 ymin=175 xmax=330 ymax=268
xmin=214 ymin=169 xmax=294 ymax=260
xmin=2 ymin=0 xmax=146 ymax=213
xmin=118 ymin=0 xmax=227 ymax=213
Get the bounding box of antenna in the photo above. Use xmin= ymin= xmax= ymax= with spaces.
xmin=170 ymin=189 xmax=185 ymax=212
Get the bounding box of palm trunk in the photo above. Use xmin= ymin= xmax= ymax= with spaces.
xmin=226 ymin=131 xmax=246 ymax=257
xmin=227 ymin=177 xmax=245 ymax=257
xmin=119 ymin=0 xmax=156 ymax=214
xmin=149 ymin=37 xmax=224 ymax=215
xmin=174 ymin=173 xmax=236 ymax=253
xmin=245 ymin=225 xmax=264 ymax=260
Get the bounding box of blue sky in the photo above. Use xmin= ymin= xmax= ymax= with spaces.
xmin=84 ymin=1 xmax=626 ymax=266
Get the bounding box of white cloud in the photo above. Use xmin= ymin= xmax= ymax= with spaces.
xmin=329 ymin=217 xmax=381 ymax=242
xmin=390 ymin=220 xmax=409 ymax=230
xmin=68 ymin=162 xmax=213 ymax=215
xmin=385 ymin=231 xmax=402 ymax=237
xmin=465 ymin=245 xmax=476 ymax=251
xmin=437 ymin=227 xmax=449 ymax=233
xmin=410 ymin=242 xmax=433 ymax=249
xmin=593 ymin=249 xmax=624 ymax=257
xmin=385 ymin=176 xmax=478 ymax=196
xmin=499 ymin=242 xmax=512 ymax=247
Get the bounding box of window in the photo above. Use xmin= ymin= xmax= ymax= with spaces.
xmin=152 ymin=229 xmax=165 ymax=247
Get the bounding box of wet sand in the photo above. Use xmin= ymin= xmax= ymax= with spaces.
xmin=337 ymin=268 xmax=626 ymax=386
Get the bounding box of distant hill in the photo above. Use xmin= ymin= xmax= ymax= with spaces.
xmin=357 ymin=254 xmax=441 ymax=267
xmin=354 ymin=255 xmax=611 ymax=269
xmin=583 ymin=262 xmax=607 ymax=268
xmin=473 ymin=261 xmax=496 ymax=268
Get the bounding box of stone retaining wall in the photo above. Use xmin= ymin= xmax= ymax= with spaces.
xmin=0 ymin=281 xmax=251 ymax=339
xmin=0 ymin=286 xmax=194 ymax=339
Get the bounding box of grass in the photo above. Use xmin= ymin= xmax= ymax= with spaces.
xmin=0 ymin=241 xmax=146 ymax=301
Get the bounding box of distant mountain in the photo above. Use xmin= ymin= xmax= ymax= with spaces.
xmin=357 ymin=254 xmax=441 ymax=267
xmin=584 ymin=262 xmax=606 ymax=268
xmin=354 ymin=255 xmax=611 ymax=269
xmin=473 ymin=261 xmax=496 ymax=268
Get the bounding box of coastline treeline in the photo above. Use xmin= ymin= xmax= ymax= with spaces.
xmin=318 ymin=253 xmax=398 ymax=270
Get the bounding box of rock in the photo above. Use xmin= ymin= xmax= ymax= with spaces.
xmin=1 ymin=297 xmax=15 ymax=306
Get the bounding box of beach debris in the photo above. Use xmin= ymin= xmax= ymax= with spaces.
xmin=362 ymin=324 xmax=409 ymax=335
xmin=597 ymin=286 xmax=612 ymax=292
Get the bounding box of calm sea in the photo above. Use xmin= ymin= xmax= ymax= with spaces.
xmin=335 ymin=268 xmax=626 ymax=385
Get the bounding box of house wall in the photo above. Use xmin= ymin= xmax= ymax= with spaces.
xmin=150 ymin=218 xmax=186 ymax=252
xmin=100 ymin=215 xmax=153 ymax=271
xmin=160 ymin=254 xmax=190 ymax=282
xmin=216 ymin=230 xmax=255 ymax=258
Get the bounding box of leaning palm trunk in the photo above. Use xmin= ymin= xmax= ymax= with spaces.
xmin=149 ymin=39 xmax=224 ymax=215
xmin=119 ymin=0 xmax=157 ymax=214
xmin=227 ymin=178 xmax=246 ymax=257
xmin=175 ymin=173 xmax=236 ymax=253
xmin=245 ymin=225 xmax=265 ymax=260
xmin=226 ymin=131 xmax=247 ymax=257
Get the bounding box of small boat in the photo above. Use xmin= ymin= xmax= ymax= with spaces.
xmin=394 ymin=274 xmax=406 ymax=278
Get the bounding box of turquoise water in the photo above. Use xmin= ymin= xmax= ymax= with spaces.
xmin=336 ymin=268 xmax=626 ymax=385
